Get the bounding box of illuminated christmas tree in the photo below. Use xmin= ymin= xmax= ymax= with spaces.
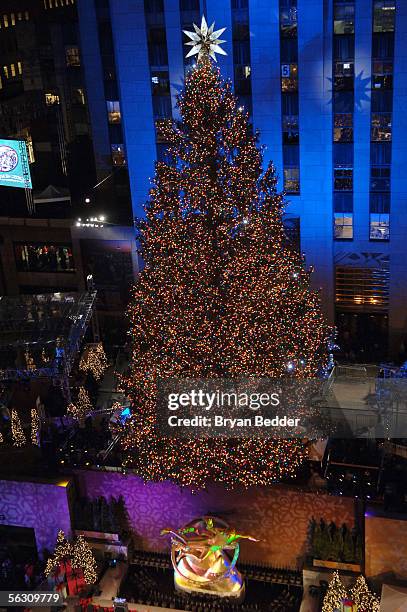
xmin=11 ymin=409 xmax=26 ymax=447
xmin=31 ymin=408 xmax=40 ymax=446
xmin=79 ymin=343 xmax=108 ymax=381
xmin=322 ymin=571 xmax=348 ymax=612
xmin=123 ymin=18 xmax=330 ymax=488
xmin=72 ymin=535 xmax=98 ymax=585
xmin=45 ymin=530 xmax=73 ymax=577
xmin=350 ymin=575 xmax=380 ymax=611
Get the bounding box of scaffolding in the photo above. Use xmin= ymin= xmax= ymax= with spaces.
xmin=0 ymin=291 xmax=97 ymax=399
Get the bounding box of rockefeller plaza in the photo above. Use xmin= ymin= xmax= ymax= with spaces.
xmin=0 ymin=1 xmax=407 ymax=611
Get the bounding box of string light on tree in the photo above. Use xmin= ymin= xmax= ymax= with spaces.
xmin=322 ymin=571 xmax=348 ymax=612
xmin=122 ymin=17 xmax=330 ymax=489
xmin=79 ymin=343 xmax=108 ymax=381
xmin=45 ymin=530 xmax=73 ymax=577
xmin=72 ymin=535 xmax=98 ymax=585
xmin=31 ymin=408 xmax=40 ymax=446
xmin=76 ymin=387 xmax=93 ymax=420
xmin=0 ymin=432 xmax=3 ymax=444
xmin=11 ymin=409 xmax=26 ymax=447
xmin=350 ymin=575 xmax=380 ymax=612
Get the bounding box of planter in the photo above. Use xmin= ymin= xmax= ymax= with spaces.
xmin=312 ymin=559 xmax=361 ymax=573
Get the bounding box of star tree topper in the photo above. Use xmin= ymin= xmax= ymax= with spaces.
xmin=183 ymin=15 xmax=227 ymax=62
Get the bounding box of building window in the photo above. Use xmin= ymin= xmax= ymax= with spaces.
xmin=334 ymin=192 xmax=353 ymax=239
xmin=370 ymin=193 xmax=390 ymax=240
xmin=152 ymin=95 xmax=172 ymax=119
xmin=111 ymin=144 xmax=126 ymax=166
xmin=72 ymin=88 xmax=85 ymax=105
xmin=279 ymin=0 xmax=297 ymax=37
xmin=151 ymin=71 xmax=170 ymax=96
xmin=334 ymin=168 xmax=353 ymax=191
xmin=372 ymin=60 xmax=393 ymax=89
xmin=334 ymin=213 xmax=353 ymax=239
xmin=373 ymin=1 xmax=395 ymax=33
xmin=370 ymin=213 xmax=389 ymax=239
xmin=65 ymin=46 xmax=80 ymax=67
xmin=334 ymin=113 xmax=353 ymax=142
xmin=106 ymin=100 xmax=121 ymax=123
xmin=335 ymin=265 xmax=389 ymax=310
xmin=334 ymin=2 xmax=355 ymax=34
xmin=282 ymin=115 xmax=299 ymax=144
xmin=283 ymin=167 xmax=300 ymax=193
xmin=14 ymin=243 xmax=75 ymax=273
xmin=370 ymin=166 xmax=390 ymax=191
xmin=281 ymin=63 xmax=298 ymax=92
xmin=371 ymin=112 xmax=392 ymax=141
xmin=333 ymin=61 xmax=354 ymax=90
xmin=45 ymin=92 xmax=60 ymax=105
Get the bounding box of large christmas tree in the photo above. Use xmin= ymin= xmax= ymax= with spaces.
xmin=123 ymin=18 xmax=330 ymax=488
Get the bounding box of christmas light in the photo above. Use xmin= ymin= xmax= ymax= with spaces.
xmin=76 ymin=387 xmax=93 ymax=420
xmin=24 ymin=349 xmax=36 ymax=371
xmin=45 ymin=530 xmax=73 ymax=577
xmin=72 ymin=535 xmax=98 ymax=585
xmin=79 ymin=343 xmax=108 ymax=381
xmin=122 ymin=51 xmax=330 ymax=488
xmin=31 ymin=408 xmax=40 ymax=445
xmin=322 ymin=571 xmax=348 ymax=612
xmin=350 ymin=575 xmax=380 ymax=611
xmin=11 ymin=409 xmax=26 ymax=447
xmin=0 ymin=432 xmax=3 ymax=443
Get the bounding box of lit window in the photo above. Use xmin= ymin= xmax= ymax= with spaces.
xmin=333 ymin=113 xmax=353 ymax=142
xmin=0 ymin=76 xmax=2 ymax=90
xmin=333 ymin=61 xmax=354 ymax=90
xmin=283 ymin=167 xmax=300 ymax=193
xmin=106 ymin=100 xmax=121 ymax=123
xmin=45 ymin=92 xmax=60 ymax=105
xmin=151 ymin=71 xmax=170 ymax=96
xmin=371 ymin=112 xmax=392 ymax=141
xmin=370 ymin=213 xmax=389 ymax=240
xmin=279 ymin=0 xmax=297 ymax=37
xmin=17 ymin=61 xmax=22 ymax=74
xmin=11 ymin=13 xmax=15 ymax=25
xmin=65 ymin=46 xmax=80 ymax=67
xmin=18 ymin=12 xmax=23 ymax=20
xmin=111 ymin=144 xmax=126 ymax=166
xmin=334 ymin=168 xmax=353 ymax=191
xmin=372 ymin=60 xmax=393 ymax=89
xmin=281 ymin=63 xmax=298 ymax=92
xmin=73 ymin=88 xmax=85 ymax=105
xmin=373 ymin=1 xmax=395 ymax=33
xmin=10 ymin=64 xmax=15 ymax=77
xmin=334 ymin=3 xmax=355 ymax=34
xmin=3 ymin=66 xmax=8 ymax=79
xmin=25 ymin=10 xmax=29 ymax=19
xmin=3 ymin=15 xmax=8 ymax=27
xmin=334 ymin=213 xmax=353 ymax=239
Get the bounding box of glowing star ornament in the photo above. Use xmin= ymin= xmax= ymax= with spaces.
xmin=184 ymin=16 xmax=227 ymax=62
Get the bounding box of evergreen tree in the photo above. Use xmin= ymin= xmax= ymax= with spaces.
xmin=123 ymin=30 xmax=329 ymax=488
xmin=350 ymin=575 xmax=380 ymax=611
xmin=72 ymin=535 xmax=98 ymax=585
xmin=45 ymin=530 xmax=73 ymax=577
xmin=322 ymin=571 xmax=348 ymax=612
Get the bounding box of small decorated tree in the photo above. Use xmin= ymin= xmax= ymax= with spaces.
xmin=72 ymin=535 xmax=98 ymax=585
xmin=350 ymin=575 xmax=380 ymax=611
xmin=45 ymin=530 xmax=73 ymax=578
xmin=11 ymin=409 xmax=26 ymax=447
xmin=322 ymin=571 xmax=348 ymax=612
xmin=31 ymin=408 xmax=40 ymax=446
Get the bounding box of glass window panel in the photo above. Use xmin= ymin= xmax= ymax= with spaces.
xmin=333 ymin=113 xmax=353 ymax=142
xmin=370 ymin=192 xmax=390 ymax=213
xmin=279 ymin=0 xmax=297 ymax=37
xmin=106 ymin=100 xmax=121 ymax=123
xmin=14 ymin=243 xmax=75 ymax=272
xmin=334 ymin=168 xmax=353 ymax=191
xmin=333 ymin=91 xmax=354 ymax=113
xmin=371 ymin=142 xmax=391 ymax=165
xmin=151 ymin=71 xmax=170 ymax=95
xmin=373 ymin=1 xmax=396 ymax=33
xmin=282 ymin=92 xmax=299 ymax=115
xmin=370 ymin=213 xmax=389 ymax=240
xmin=283 ymin=167 xmax=300 ymax=193
xmin=333 ymin=34 xmax=354 ymax=61
xmin=282 ymin=115 xmax=299 ymax=143
xmin=371 ymin=112 xmax=392 ymax=141
xmin=65 ymin=46 xmax=80 ymax=66
xmin=333 ymin=3 xmax=355 ymax=34
xmin=281 ymin=63 xmax=298 ymax=92
xmin=370 ymin=167 xmax=391 ymax=191
xmin=334 ymin=213 xmax=353 ymax=239
xmin=111 ymin=144 xmax=126 ymax=166
xmin=334 ymin=192 xmax=353 ymax=212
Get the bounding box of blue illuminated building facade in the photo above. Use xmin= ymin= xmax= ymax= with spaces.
xmin=77 ymin=0 xmax=407 ymax=358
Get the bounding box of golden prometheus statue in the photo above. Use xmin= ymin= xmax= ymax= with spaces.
xmin=161 ymin=516 xmax=259 ymax=600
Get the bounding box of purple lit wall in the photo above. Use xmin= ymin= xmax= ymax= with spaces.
xmin=0 ymin=478 xmax=72 ymax=557
xmin=75 ymin=470 xmax=355 ymax=567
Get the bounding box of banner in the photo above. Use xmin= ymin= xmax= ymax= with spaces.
xmin=0 ymin=138 xmax=32 ymax=189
